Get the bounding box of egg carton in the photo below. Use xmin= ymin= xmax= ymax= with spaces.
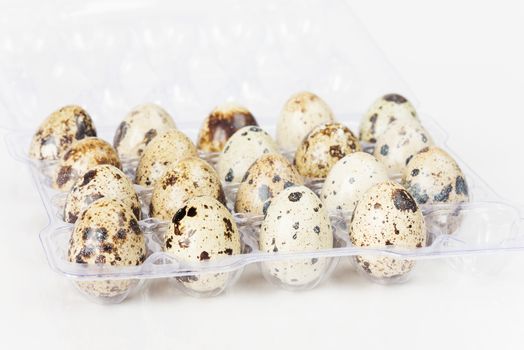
xmin=2 ymin=0 xmax=524 ymax=304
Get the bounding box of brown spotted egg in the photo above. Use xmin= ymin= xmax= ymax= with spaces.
xmin=113 ymin=103 xmax=176 ymax=159
xmin=373 ymin=120 xmax=433 ymax=176
xmin=295 ymin=122 xmax=361 ymax=178
xmin=196 ymin=103 xmax=258 ymax=153
xmin=217 ymin=125 xmax=279 ymax=185
xmin=52 ymin=137 xmax=121 ymax=192
xmin=165 ymin=196 xmax=241 ymax=294
xmin=234 ymin=153 xmax=304 ymax=216
xmin=64 ymin=164 xmax=141 ymax=223
xmin=260 ymin=186 xmax=334 ymax=288
xmin=29 ymin=105 xmax=97 ymax=160
xmin=321 ymin=152 xmax=388 ymax=214
xmin=150 ymin=157 xmax=225 ymax=221
xmin=135 ymin=129 xmax=197 ymax=187
xmin=403 ymin=147 xmax=469 ymax=234
xmin=276 ymin=91 xmax=335 ymax=152
xmin=349 ymin=181 xmax=426 ymax=281
xmin=359 ymin=93 xmax=418 ymax=143
xmin=68 ymin=197 xmax=146 ymax=299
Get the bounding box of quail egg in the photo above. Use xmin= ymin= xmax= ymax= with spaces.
xmin=349 ymin=181 xmax=426 ymax=282
xmin=217 ymin=126 xmax=279 ymax=185
xmin=374 ymin=120 xmax=433 ymax=176
xmin=52 ymin=137 xmax=121 ymax=192
xmin=276 ymin=91 xmax=335 ymax=152
xmin=135 ymin=129 xmax=198 ymax=187
xmin=295 ymin=122 xmax=360 ymax=178
xmin=64 ymin=164 xmax=141 ymax=223
xmin=150 ymin=157 xmax=225 ymax=221
xmin=196 ymin=103 xmax=258 ymax=153
xmin=113 ymin=103 xmax=176 ymax=160
xmin=259 ymin=185 xmax=334 ymax=289
xmin=235 ymin=153 xmax=303 ymax=216
xmin=322 ymin=152 xmax=389 ymax=214
xmin=29 ymin=105 xmax=97 ymax=160
xmin=68 ymin=197 xmax=146 ymax=300
xmin=165 ymin=196 xmax=241 ymax=295
xmin=359 ymin=93 xmax=418 ymax=143
xmin=403 ymin=146 xmax=469 ymax=234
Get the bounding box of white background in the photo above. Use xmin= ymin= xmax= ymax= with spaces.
xmin=1 ymin=1 xmax=524 ymax=349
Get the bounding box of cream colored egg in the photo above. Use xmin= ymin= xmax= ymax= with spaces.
xmin=217 ymin=126 xmax=279 ymax=185
xmin=260 ymin=186 xmax=333 ymax=287
xmin=135 ymin=129 xmax=197 ymax=187
xmin=150 ymin=157 xmax=225 ymax=221
xmin=68 ymin=198 xmax=146 ymax=299
xmin=196 ymin=103 xmax=258 ymax=153
xmin=113 ymin=103 xmax=176 ymax=159
xmin=64 ymin=164 xmax=141 ymax=223
xmin=373 ymin=120 xmax=433 ymax=176
xmin=349 ymin=181 xmax=426 ymax=281
xmin=276 ymin=91 xmax=335 ymax=152
xmin=359 ymin=93 xmax=418 ymax=143
xmin=29 ymin=105 xmax=97 ymax=160
xmin=234 ymin=153 xmax=304 ymax=216
xmin=321 ymin=152 xmax=388 ymax=214
xmin=52 ymin=137 xmax=121 ymax=192
xmin=165 ymin=196 xmax=241 ymax=294
xmin=295 ymin=122 xmax=360 ymax=178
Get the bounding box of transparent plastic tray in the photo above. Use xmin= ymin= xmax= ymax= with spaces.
xmin=2 ymin=0 xmax=524 ymax=303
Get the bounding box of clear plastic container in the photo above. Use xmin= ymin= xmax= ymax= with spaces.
xmin=2 ymin=0 xmax=523 ymax=303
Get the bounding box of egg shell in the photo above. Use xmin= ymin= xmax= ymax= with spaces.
xmin=234 ymin=153 xmax=304 ymax=216
xmin=295 ymin=122 xmax=361 ymax=178
xmin=260 ymin=186 xmax=334 ymax=286
xmin=52 ymin=137 xmax=121 ymax=192
xmin=68 ymin=198 xmax=146 ymax=298
xmin=135 ymin=129 xmax=197 ymax=187
xmin=276 ymin=91 xmax=335 ymax=152
xmin=165 ymin=196 xmax=241 ymax=293
xmin=29 ymin=105 xmax=97 ymax=160
xmin=349 ymin=181 xmax=426 ymax=280
xmin=113 ymin=103 xmax=176 ymax=160
xmin=403 ymin=146 xmax=469 ymax=235
xmin=217 ymin=125 xmax=279 ymax=185
xmin=150 ymin=157 xmax=225 ymax=221
xmin=373 ymin=120 xmax=433 ymax=176
xmin=64 ymin=164 xmax=141 ymax=224
xmin=359 ymin=93 xmax=418 ymax=143
xmin=196 ymin=103 xmax=258 ymax=153
xmin=321 ymin=152 xmax=389 ymax=214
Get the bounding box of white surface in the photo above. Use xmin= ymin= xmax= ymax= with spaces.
xmin=1 ymin=1 xmax=524 ymax=349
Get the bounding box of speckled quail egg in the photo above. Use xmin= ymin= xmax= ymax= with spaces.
xmin=113 ymin=103 xmax=176 ymax=160
xmin=260 ymin=185 xmax=334 ymax=288
xmin=150 ymin=157 xmax=225 ymax=221
xmin=217 ymin=126 xmax=279 ymax=185
xmin=68 ymin=197 xmax=146 ymax=299
xmin=53 ymin=137 xmax=121 ymax=192
xmin=276 ymin=91 xmax=335 ymax=152
xmin=135 ymin=129 xmax=198 ymax=187
xmin=235 ymin=153 xmax=304 ymax=216
xmin=349 ymin=181 xmax=426 ymax=282
xmin=322 ymin=152 xmax=389 ymax=214
xmin=373 ymin=120 xmax=433 ymax=176
xmin=359 ymin=93 xmax=418 ymax=143
xmin=64 ymin=164 xmax=141 ymax=224
xmin=295 ymin=122 xmax=361 ymax=178
xmin=29 ymin=105 xmax=97 ymax=160
xmin=402 ymin=147 xmax=469 ymax=235
xmin=196 ymin=103 xmax=258 ymax=153
xmin=165 ymin=196 xmax=241 ymax=294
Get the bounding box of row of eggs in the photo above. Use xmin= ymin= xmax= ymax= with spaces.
xmin=29 ymin=92 xmax=469 ymax=298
